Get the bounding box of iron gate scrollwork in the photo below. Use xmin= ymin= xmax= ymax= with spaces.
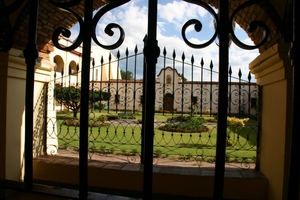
xmin=46 ymin=0 xmax=269 ymax=199
xmin=182 ymin=0 xmax=269 ymax=49
xmin=50 ymin=0 xmax=129 ymax=51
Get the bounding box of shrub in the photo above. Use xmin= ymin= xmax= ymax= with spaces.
xmin=226 ymin=117 xmax=249 ymax=146
xmin=227 ymin=117 xmax=249 ymax=133
xmin=94 ymin=103 xmax=106 ymax=111
xmin=118 ymin=112 xmax=135 ymax=119
xmin=160 ymin=116 xmax=209 ymax=133
xmin=98 ymin=115 xmax=108 ymax=122
xmin=167 ymin=116 xmax=205 ymax=123
xmin=204 ymin=109 xmax=211 ymax=115
xmin=154 ymin=149 xmax=162 ymax=157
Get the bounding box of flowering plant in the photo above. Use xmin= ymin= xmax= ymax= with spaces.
xmin=227 ymin=117 xmax=249 ymax=133
xmin=226 ymin=117 xmax=249 ymax=146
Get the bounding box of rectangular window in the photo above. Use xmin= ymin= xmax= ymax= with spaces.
xmin=115 ymin=94 xmax=120 ymax=104
xmin=192 ymin=96 xmax=197 ymax=104
xmin=251 ymin=98 xmax=258 ymax=108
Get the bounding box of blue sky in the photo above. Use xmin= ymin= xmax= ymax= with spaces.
xmin=70 ymin=0 xmax=259 ymax=82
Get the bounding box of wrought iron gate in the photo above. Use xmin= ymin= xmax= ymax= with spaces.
xmin=7 ymin=0 xmax=296 ymax=199
xmin=50 ymin=0 xmax=268 ymax=199
xmin=35 ymin=0 xmax=267 ymax=199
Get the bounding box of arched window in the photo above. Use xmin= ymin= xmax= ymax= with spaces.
xmin=69 ymin=61 xmax=78 ymax=75
xmin=53 ymin=55 xmax=64 ymax=84
xmin=53 ymin=55 xmax=64 ymax=74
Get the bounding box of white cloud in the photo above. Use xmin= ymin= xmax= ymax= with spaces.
xmin=69 ymin=0 xmax=259 ymax=82
xmin=229 ymin=41 xmax=259 ymax=81
xmin=158 ymin=1 xmax=208 ymax=23
xmin=158 ymin=0 xmax=213 ymax=36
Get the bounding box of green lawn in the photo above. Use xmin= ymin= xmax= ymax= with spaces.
xmin=55 ymin=111 xmax=258 ymax=163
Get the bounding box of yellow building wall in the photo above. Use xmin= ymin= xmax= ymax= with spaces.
xmin=250 ymin=40 xmax=293 ymax=200
xmin=260 ymin=81 xmax=287 ymax=200
xmin=6 ymin=77 xmax=26 ymax=181
xmin=33 ymin=161 xmax=268 ymax=199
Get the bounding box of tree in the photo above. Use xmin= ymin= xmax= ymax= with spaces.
xmin=54 ymin=86 xmax=110 ymax=118
xmin=181 ymin=73 xmax=187 ymax=82
xmin=120 ymin=69 xmax=134 ymax=80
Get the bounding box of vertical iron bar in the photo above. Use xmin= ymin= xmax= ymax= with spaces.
xmin=142 ymin=0 xmax=160 ymax=199
xmin=133 ymin=46 xmax=138 ymax=114
xmin=288 ymin=0 xmax=300 ymax=199
xmin=91 ymin=59 xmax=95 ymax=110
xmin=60 ymin=71 xmax=63 ymax=111
xmin=53 ymin=71 xmax=56 ymax=110
xmin=162 ymin=48 xmax=166 ymax=115
xmin=69 ymin=65 xmax=71 ymax=86
xmin=100 ymin=57 xmax=104 ymax=112
xmin=200 ymin=58 xmax=204 ymax=116
xmin=24 ymin=0 xmax=39 ymax=191
xmin=61 ymin=68 xmax=64 ymax=86
xmin=91 ymin=59 xmax=95 ymax=111
xmin=209 ymin=61 xmax=213 ymax=116
xmin=172 ymin=50 xmax=176 ymax=116
xmin=116 ymin=51 xmax=120 ymax=111
xmin=238 ymin=69 xmax=242 ymax=118
xmin=181 ymin=53 xmax=185 ymax=116
xmin=248 ymin=73 xmax=251 ymax=117
xmin=141 ymin=35 xmax=147 ymax=164
xmin=100 ymin=57 xmax=106 ymax=113
xmin=255 ymin=85 xmax=262 ymax=170
xmin=213 ymin=0 xmax=229 ymax=199
xmin=125 ymin=49 xmax=129 ymax=112
xmin=108 ymin=54 xmax=111 ymax=112
xmin=228 ymin=67 xmax=232 ymax=116
xmin=76 ymin=64 xmax=79 ymax=86
xmin=79 ymin=1 xmax=93 ymax=199
xmin=190 ymin=56 xmax=194 ymax=116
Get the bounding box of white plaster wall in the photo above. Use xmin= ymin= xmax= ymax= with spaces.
xmin=6 ymin=49 xmax=57 ymax=181
xmin=6 ymin=77 xmax=25 ymax=181
xmin=6 ymin=50 xmax=26 ymax=181
xmin=50 ymin=39 xmax=121 ymax=85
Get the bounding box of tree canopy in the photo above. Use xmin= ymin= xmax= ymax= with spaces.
xmin=54 ymin=86 xmax=110 ymax=118
xmin=181 ymin=73 xmax=187 ymax=82
xmin=120 ymin=69 xmax=134 ymax=80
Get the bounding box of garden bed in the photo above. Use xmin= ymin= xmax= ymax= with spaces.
xmin=159 ymin=116 xmax=210 ymax=133
xmin=118 ymin=112 xmax=135 ymax=119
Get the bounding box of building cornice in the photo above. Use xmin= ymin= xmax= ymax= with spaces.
xmin=249 ymin=40 xmax=292 ymax=86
